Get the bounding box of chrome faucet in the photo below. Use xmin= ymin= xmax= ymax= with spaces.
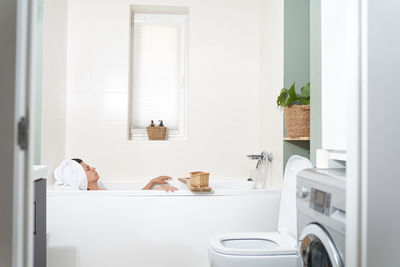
xmin=247 ymin=151 xmax=273 ymax=167
xmin=247 ymin=151 xmax=273 ymax=189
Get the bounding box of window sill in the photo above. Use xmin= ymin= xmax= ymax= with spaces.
xmin=128 ymin=129 xmax=186 ymax=141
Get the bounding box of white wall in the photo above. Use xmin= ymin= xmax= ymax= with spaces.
xmin=41 ymin=0 xmax=68 ymax=181
xmin=260 ymin=0 xmax=284 ymax=186
xmin=42 ymin=0 xmax=284 ymax=183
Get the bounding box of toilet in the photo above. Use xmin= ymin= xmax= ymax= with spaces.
xmin=208 ymin=155 xmax=312 ymax=267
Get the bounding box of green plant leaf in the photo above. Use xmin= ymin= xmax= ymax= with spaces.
xmin=299 ymin=98 xmax=310 ymax=105
xmin=301 ymin=82 xmax=310 ymax=98
xmin=285 ymin=82 xmax=298 ymax=106
xmin=298 ymin=82 xmax=310 ymax=105
xmin=277 ymin=82 xmax=310 ymax=107
xmin=277 ymin=88 xmax=289 ymax=107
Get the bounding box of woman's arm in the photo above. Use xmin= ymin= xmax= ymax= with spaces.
xmin=154 ymin=185 xmax=178 ymax=192
xmin=142 ymin=176 xmax=172 ymax=190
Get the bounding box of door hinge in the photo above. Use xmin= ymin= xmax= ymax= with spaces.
xmin=18 ymin=117 xmax=28 ymax=150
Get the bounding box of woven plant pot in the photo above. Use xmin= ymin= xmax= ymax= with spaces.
xmin=284 ymin=104 xmax=310 ymax=138
xmin=146 ymin=126 xmax=167 ymax=140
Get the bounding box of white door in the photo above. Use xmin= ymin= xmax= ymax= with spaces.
xmin=0 ymin=0 xmax=41 ymax=266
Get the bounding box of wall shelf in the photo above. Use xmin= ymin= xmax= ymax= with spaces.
xmin=284 ymin=137 xmax=310 ymax=141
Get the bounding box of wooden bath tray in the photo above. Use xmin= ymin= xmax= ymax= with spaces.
xmin=178 ymin=178 xmax=212 ymax=192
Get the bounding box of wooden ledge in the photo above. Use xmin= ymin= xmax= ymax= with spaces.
xmin=283 ymin=137 xmax=310 ymax=141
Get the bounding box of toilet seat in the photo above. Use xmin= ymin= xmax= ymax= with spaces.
xmin=208 ymin=156 xmax=312 ymax=267
xmin=208 ymin=232 xmax=297 ymax=256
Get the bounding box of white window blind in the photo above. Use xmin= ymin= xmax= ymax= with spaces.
xmin=130 ymin=13 xmax=186 ymax=137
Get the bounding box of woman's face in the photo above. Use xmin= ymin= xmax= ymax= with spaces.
xmin=80 ymin=161 xmax=99 ymax=183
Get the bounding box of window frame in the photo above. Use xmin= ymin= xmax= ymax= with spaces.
xmin=128 ymin=6 xmax=188 ymax=141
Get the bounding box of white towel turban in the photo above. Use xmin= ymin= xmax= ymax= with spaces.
xmin=54 ymin=160 xmax=88 ymax=190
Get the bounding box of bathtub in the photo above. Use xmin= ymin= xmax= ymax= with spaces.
xmin=47 ymin=179 xmax=281 ymax=267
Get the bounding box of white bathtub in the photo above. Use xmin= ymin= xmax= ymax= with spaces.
xmin=47 ymin=179 xmax=281 ymax=267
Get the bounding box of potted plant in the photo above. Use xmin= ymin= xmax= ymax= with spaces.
xmin=277 ymin=82 xmax=310 ymax=138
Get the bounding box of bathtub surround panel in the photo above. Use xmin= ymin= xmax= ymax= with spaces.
xmin=59 ymin=0 xmax=284 ymax=182
xmin=47 ymin=182 xmax=280 ymax=267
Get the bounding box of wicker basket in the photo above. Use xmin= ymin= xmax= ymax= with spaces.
xmin=284 ymin=104 xmax=310 ymax=138
xmin=146 ymin=126 xmax=167 ymax=140
xmin=189 ymin=171 xmax=209 ymax=187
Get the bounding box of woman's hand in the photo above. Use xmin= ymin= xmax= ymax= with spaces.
xmin=142 ymin=176 xmax=172 ymax=190
xmin=154 ymin=185 xmax=178 ymax=192
xmin=150 ymin=176 xmax=172 ymax=185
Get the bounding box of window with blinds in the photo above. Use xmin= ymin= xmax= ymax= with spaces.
xmin=129 ymin=11 xmax=187 ymax=140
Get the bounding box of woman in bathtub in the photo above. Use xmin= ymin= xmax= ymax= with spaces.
xmin=54 ymin=158 xmax=178 ymax=192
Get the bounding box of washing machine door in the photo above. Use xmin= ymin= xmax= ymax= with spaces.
xmin=299 ymin=224 xmax=343 ymax=267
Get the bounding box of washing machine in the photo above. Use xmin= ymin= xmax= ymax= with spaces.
xmin=296 ymin=168 xmax=346 ymax=267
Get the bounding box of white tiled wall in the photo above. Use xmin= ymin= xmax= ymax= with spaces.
xmin=41 ymin=0 xmax=68 ymax=182
xmin=43 ymin=0 xmax=284 ymax=184
xmin=260 ymin=0 xmax=284 ymax=187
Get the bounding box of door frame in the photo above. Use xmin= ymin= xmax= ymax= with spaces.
xmin=0 ymin=0 xmax=37 ymax=266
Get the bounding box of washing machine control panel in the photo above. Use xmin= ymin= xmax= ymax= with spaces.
xmin=298 ymin=186 xmax=310 ymax=198
xmin=296 ymin=168 xmax=346 ymax=233
xmin=310 ymin=188 xmax=332 ymax=215
xmin=297 ymin=185 xmax=332 ymax=215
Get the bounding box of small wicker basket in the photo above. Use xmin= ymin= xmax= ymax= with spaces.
xmin=146 ymin=126 xmax=167 ymax=140
xmin=284 ymin=104 xmax=310 ymax=138
xmin=189 ymin=171 xmax=209 ymax=187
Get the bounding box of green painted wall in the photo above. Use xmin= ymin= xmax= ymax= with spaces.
xmin=283 ymin=0 xmax=310 ymax=168
xmin=310 ymin=0 xmax=321 ymax=165
xmin=283 ymin=141 xmax=310 ymax=168
xmin=284 ymin=0 xmax=310 ymax=90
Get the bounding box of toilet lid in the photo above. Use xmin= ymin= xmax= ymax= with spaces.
xmin=278 ymin=155 xmax=313 ymax=239
xmin=209 ymin=232 xmax=297 ymax=256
